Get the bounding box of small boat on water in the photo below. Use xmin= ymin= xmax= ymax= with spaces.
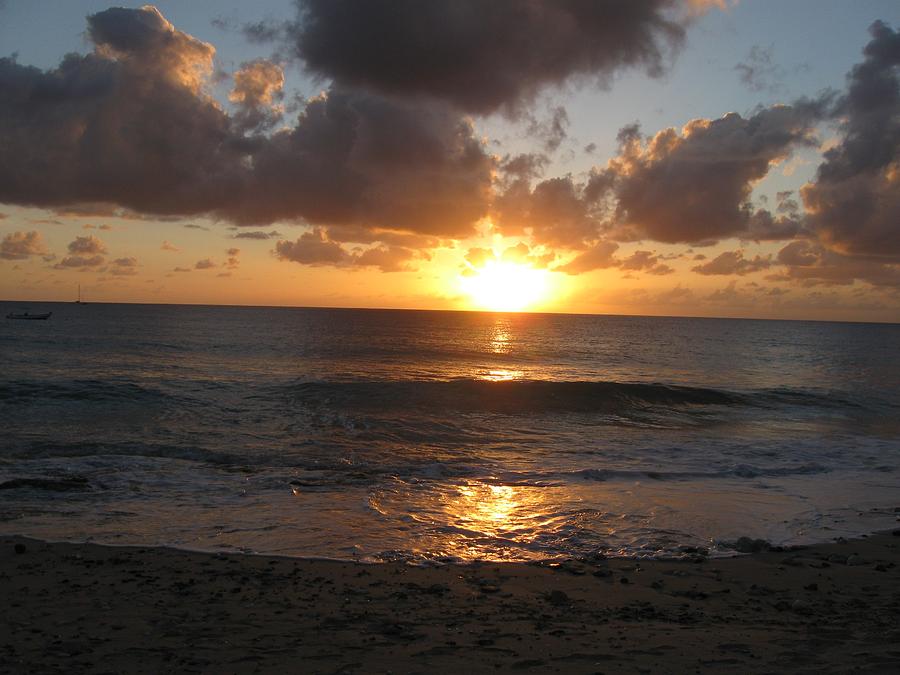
xmin=6 ymin=311 xmax=52 ymax=320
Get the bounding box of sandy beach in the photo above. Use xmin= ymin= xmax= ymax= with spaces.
xmin=1 ymin=533 xmax=898 ymax=674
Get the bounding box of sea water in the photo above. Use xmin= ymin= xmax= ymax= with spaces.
xmin=1 ymin=303 xmax=898 ymax=561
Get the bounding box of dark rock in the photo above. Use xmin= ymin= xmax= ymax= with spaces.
xmin=729 ymin=537 xmax=771 ymax=553
xmin=14 ymin=543 xmax=26 ymax=555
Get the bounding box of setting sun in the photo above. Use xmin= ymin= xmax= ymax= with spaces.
xmin=459 ymin=260 xmax=550 ymax=312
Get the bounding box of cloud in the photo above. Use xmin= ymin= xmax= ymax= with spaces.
xmin=526 ymin=105 xmax=570 ymax=152
xmin=109 ymin=256 xmax=138 ymax=275
xmin=229 ymin=59 xmax=285 ymax=132
xmin=275 ymin=229 xmax=349 ymax=266
xmin=275 ymin=228 xmax=429 ymax=272
xmin=774 ymin=240 xmax=900 ymax=287
xmin=287 ymin=0 xmax=715 ymax=114
xmin=0 ymin=7 xmax=494 ymax=240
xmin=619 ymin=250 xmax=674 ymax=275
xmin=195 ymin=258 xmax=216 ymax=269
xmin=353 ymin=245 xmax=417 ymax=272
xmin=233 ymin=230 xmax=281 ymax=240
xmin=601 ymin=103 xmax=827 ymax=244
xmin=161 ymin=240 xmax=179 ymax=251
xmin=801 ymin=21 xmax=900 ymax=260
xmin=493 ymin=175 xmax=602 ymax=248
xmin=691 ymin=249 xmax=772 ymax=275
xmin=0 ymin=230 xmax=47 ymax=260
xmin=225 ymin=247 xmax=240 ymax=269
xmin=234 ymin=88 xmax=494 ymax=235
xmin=735 ymin=44 xmax=783 ymax=92
xmin=53 ymin=234 xmax=108 ymax=269
xmin=463 ymin=242 xmax=554 ymax=275
xmin=556 ymin=241 xmax=620 ymax=275
xmin=500 ymin=242 xmax=555 ymax=268
xmin=67 ymin=235 xmax=107 ymax=256
xmin=0 ymin=7 xmax=242 ymax=217
xmin=54 ymin=255 xmax=105 ymax=269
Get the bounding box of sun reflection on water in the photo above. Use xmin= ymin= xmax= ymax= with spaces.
xmin=441 ymin=480 xmax=554 ymax=559
xmin=480 ymin=368 xmax=524 ymax=381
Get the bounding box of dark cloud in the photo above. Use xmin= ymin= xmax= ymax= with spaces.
xmin=233 ymin=230 xmax=281 ymax=240
xmin=1 ymin=230 xmax=47 ymax=260
xmin=492 ymin=101 xmax=827 ymax=250
xmin=801 ymin=21 xmax=900 ymax=260
xmin=194 ymin=258 xmax=216 ymax=270
xmin=774 ymin=240 xmax=900 ymax=287
xmin=493 ymin=175 xmax=602 ymax=248
xmin=275 ymin=228 xmax=425 ymax=272
xmin=0 ymin=7 xmax=243 ymax=217
xmin=235 ymin=88 xmax=493 ymax=236
xmin=0 ymin=7 xmax=493 ymax=240
xmin=619 ymin=250 xmax=674 ymax=275
xmin=691 ymin=249 xmax=772 ymax=275
xmin=275 ymin=229 xmax=349 ymax=266
xmin=353 ymin=245 xmax=418 ymax=272
xmin=604 ymin=103 xmax=827 ymax=244
xmin=288 ymin=0 xmax=707 ymax=114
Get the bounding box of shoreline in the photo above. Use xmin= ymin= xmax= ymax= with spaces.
xmin=2 ymin=532 xmax=898 ymax=673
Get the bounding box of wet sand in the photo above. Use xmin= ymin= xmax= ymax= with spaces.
xmin=1 ymin=533 xmax=899 ymax=674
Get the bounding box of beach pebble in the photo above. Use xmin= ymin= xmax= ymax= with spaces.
xmin=547 ymin=590 xmax=569 ymax=606
xmin=846 ymin=554 xmax=865 ymax=566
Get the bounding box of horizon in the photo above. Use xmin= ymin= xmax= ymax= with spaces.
xmin=4 ymin=296 xmax=899 ymax=326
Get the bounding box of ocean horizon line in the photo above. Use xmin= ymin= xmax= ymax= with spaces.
xmin=3 ymin=298 xmax=898 ymax=327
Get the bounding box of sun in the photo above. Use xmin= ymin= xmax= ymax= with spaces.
xmin=459 ymin=260 xmax=550 ymax=312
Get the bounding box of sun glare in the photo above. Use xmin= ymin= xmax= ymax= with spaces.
xmin=460 ymin=260 xmax=550 ymax=312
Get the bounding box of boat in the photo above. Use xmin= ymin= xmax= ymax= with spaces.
xmin=6 ymin=311 xmax=52 ymax=320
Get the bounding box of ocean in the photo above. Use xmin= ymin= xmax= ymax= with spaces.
xmin=1 ymin=303 xmax=898 ymax=562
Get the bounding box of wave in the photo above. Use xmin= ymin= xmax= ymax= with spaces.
xmin=270 ymin=378 xmax=847 ymax=415
xmin=0 ymin=378 xmax=180 ymax=404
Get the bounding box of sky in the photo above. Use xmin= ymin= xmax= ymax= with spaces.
xmin=1 ymin=0 xmax=899 ymax=321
